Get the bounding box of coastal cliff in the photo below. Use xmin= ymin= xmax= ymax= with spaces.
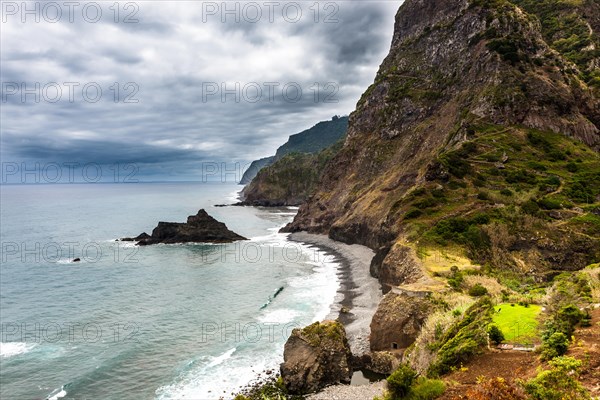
xmin=283 ymin=0 xmax=599 ymax=278
xmin=240 ymin=142 xmax=342 ymax=206
xmin=239 ymin=116 xmax=348 ymax=185
xmin=270 ymin=0 xmax=600 ymax=397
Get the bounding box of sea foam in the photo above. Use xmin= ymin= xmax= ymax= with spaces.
xmin=0 ymin=342 xmax=37 ymax=358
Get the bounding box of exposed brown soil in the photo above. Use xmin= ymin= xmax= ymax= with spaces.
xmin=438 ymin=349 xmax=539 ymax=399
xmin=567 ymin=307 xmax=600 ymax=397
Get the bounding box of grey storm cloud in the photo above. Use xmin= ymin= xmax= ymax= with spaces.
xmin=1 ymin=0 xmax=402 ymax=181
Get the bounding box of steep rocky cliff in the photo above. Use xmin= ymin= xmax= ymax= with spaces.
xmin=240 ymin=142 xmax=341 ymax=206
xmin=239 ymin=156 xmax=274 ymax=185
xmin=284 ymin=0 xmax=600 ymax=282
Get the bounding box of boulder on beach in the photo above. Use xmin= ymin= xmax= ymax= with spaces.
xmin=280 ymin=320 xmax=352 ymax=394
xmin=121 ymin=209 xmax=247 ymax=245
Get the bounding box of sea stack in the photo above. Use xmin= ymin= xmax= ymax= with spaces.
xmin=121 ymin=209 xmax=247 ymax=245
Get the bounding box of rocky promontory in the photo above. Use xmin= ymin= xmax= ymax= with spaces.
xmin=280 ymin=320 xmax=353 ymax=394
xmin=120 ymin=209 xmax=246 ymax=245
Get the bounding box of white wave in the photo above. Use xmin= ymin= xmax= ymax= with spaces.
xmin=0 ymin=342 xmax=37 ymax=358
xmin=155 ymin=347 xmax=277 ymax=400
xmin=249 ymin=226 xmax=289 ymax=244
xmin=114 ymin=240 xmax=138 ymax=248
xmin=206 ymin=347 xmax=236 ymax=368
xmin=46 ymin=386 xmax=67 ymax=400
xmin=285 ymin=246 xmax=340 ymax=322
xmin=227 ymin=189 xmax=243 ymax=202
xmin=55 ymin=258 xmax=80 ymax=264
xmin=257 ymin=309 xmax=300 ymax=324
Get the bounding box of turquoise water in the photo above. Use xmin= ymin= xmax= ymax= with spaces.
xmin=0 ymin=183 xmax=340 ymax=399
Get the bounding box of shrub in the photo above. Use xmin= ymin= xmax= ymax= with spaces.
xmin=465 ymin=377 xmax=527 ymax=399
xmin=548 ymin=150 xmax=567 ymax=161
xmin=566 ymin=162 xmax=579 ymax=172
xmin=500 ymin=188 xmax=513 ymax=196
xmin=448 ymin=270 xmax=464 ymax=291
xmin=557 ymin=304 xmax=585 ymax=329
xmin=415 ymin=197 xmax=438 ymax=209
xmin=546 ymin=176 xmax=561 ymax=185
xmin=428 ymin=297 xmax=493 ymax=376
xmin=405 ymin=209 xmax=424 ymax=219
xmin=469 ymin=284 xmax=489 ymax=297
xmin=487 ymin=324 xmax=505 ymax=345
xmin=521 ymin=200 xmax=540 ymax=215
xmin=524 ymin=356 xmax=589 ymax=400
xmin=505 ymin=169 xmax=537 ymax=184
xmin=537 ymin=197 xmax=562 ymax=210
xmin=542 ymin=304 xmax=586 ymax=344
xmin=527 ymin=131 xmax=551 ymax=149
xmin=540 ymin=332 xmax=569 ymax=360
xmin=528 ymin=161 xmax=547 ymax=171
xmin=406 ymin=377 xmax=446 ymax=400
xmin=387 ymin=364 xmax=417 ymax=399
xmin=477 ymin=191 xmax=490 ymax=200
xmin=233 ymin=376 xmax=292 ymax=400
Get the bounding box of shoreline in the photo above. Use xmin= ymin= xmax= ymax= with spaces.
xmin=289 ymin=232 xmax=382 ymax=357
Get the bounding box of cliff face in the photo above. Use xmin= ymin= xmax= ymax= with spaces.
xmin=239 ymin=116 xmax=348 ymax=185
xmin=241 ymin=143 xmax=341 ymax=206
xmin=284 ymin=0 xmax=600 ymax=279
xmin=240 ymin=156 xmax=274 ymax=185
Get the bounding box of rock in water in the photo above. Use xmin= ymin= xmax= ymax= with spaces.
xmin=280 ymin=320 xmax=352 ymax=394
xmin=123 ymin=209 xmax=247 ymax=245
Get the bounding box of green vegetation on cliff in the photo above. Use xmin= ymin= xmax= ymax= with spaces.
xmin=427 ymin=297 xmax=494 ymax=376
xmin=239 ymin=116 xmax=348 ymax=185
xmin=273 ymin=0 xmax=600 ymax=396
xmin=241 ymin=141 xmax=342 ymax=206
xmin=274 ymin=116 xmax=348 ymax=159
xmin=508 ymin=0 xmax=600 ymax=90
xmin=398 ymin=124 xmax=600 ymax=276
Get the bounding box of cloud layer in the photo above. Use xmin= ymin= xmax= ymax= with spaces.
xmin=1 ymin=1 xmax=402 ymax=181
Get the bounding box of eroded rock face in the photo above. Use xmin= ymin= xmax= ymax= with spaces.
xmin=370 ymin=292 xmax=431 ymax=352
xmin=378 ymin=243 xmax=424 ymax=291
xmin=280 ymin=320 xmax=352 ymax=394
xmin=364 ymin=351 xmax=400 ymax=375
xmin=121 ymin=209 xmax=247 ymax=245
xmin=284 ymin=0 xmax=599 ymax=252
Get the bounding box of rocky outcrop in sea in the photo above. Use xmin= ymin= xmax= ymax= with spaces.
xmin=119 ymin=209 xmax=247 ymax=245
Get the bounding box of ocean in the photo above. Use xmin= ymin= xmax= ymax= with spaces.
xmin=0 ymin=182 xmax=341 ymax=399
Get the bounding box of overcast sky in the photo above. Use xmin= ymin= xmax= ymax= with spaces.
xmin=1 ymin=1 xmax=402 ymax=182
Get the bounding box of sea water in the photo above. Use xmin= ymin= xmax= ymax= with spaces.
xmin=0 ymin=182 xmax=340 ymax=399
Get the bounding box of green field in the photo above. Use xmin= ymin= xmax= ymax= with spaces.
xmin=492 ymin=303 xmax=542 ymax=344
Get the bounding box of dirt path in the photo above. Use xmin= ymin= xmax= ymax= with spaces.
xmin=568 ymin=307 xmax=600 ymax=397
xmin=438 ymin=350 xmax=539 ymax=399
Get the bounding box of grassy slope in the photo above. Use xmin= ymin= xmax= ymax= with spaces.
xmin=493 ymin=303 xmax=542 ymax=344
xmin=393 ymin=124 xmax=600 ymax=278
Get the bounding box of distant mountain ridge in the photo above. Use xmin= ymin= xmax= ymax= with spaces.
xmin=239 ymin=116 xmax=348 ymax=184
